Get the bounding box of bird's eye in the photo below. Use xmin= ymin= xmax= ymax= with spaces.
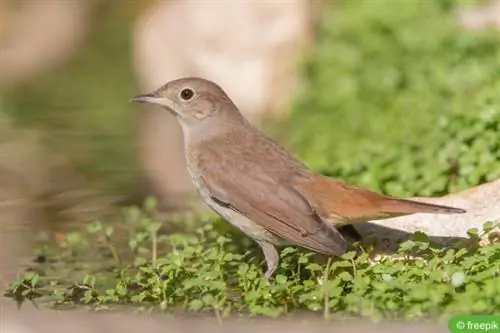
xmin=180 ymin=88 xmax=195 ymax=101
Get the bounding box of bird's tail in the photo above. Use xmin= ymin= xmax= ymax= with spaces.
xmin=383 ymin=197 xmax=466 ymax=215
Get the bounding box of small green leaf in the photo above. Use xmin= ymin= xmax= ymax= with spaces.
xmin=482 ymin=221 xmax=494 ymax=233
xmin=451 ymin=271 xmax=465 ymax=287
xmin=244 ymin=290 xmax=260 ymax=302
xmin=342 ymin=251 xmax=356 ymax=260
xmin=188 ymin=299 xmax=204 ymax=311
xmin=306 ymin=263 xmax=322 ymax=272
xmin=86 ymin=220 xmax=103 ymax=234
xmin=382 ymin=273 xmax=392 ymax=281
xmin=105 ymin=226 xmax=114 ymax=237
xmin=144 ymin=196 xmax=157 ymax=213
xmin=467 ymin=228 xmax=479 ymax=238
xmin=275 ymin=275 xmax=287 ymax=284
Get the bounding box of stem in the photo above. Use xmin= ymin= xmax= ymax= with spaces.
xmin=104 ymin=235 xmax=121 ymax=267
xmin=214 ymin=306 xmax=223 ymax=327
xmin=323 ymin=258 xmax=332 ymax=321
xmin=151 ymin=229 xmax=158 ymax=267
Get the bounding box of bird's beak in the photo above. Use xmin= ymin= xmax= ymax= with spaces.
xmin=130 ymin=93 xmax=158 ymax=104
xmin=130 ymin=93 xmax=180 ymax=114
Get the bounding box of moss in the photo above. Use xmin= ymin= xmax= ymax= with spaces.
xmin=6 ymin=202 xmax=500 ymax=318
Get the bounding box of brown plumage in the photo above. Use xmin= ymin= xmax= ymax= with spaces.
xmin=191 ymin=127 xmax=349 ymax=257
xmin=131 ymin=77 xmax=466 ymax=278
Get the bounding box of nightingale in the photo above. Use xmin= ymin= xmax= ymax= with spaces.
xmin=131 ymin=77 xmax=466 ymax=278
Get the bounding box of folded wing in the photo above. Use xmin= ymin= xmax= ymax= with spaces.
xmin=198 ymin=161 xmax=348 ymax=256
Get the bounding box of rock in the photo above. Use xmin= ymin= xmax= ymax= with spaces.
xmin=357 ymin=179 xmax=500 ymax=253
xmin=0 ymin=0 xmax=92 ymax=89
xmin=457 ymin=0 xmax=500 ymax=31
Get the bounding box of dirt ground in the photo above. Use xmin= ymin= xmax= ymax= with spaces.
xmin=0 ymin=301 xmax=449 ymax=333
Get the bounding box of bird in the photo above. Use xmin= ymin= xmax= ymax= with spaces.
xmin=131 ymin=77 xmax=467 ymax=278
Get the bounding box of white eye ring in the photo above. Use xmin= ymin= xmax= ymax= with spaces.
xmin=179 ymin=87 xmax=195 ymax=101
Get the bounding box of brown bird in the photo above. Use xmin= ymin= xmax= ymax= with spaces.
xmin=131 ymin=77 xmax=466 ymax=278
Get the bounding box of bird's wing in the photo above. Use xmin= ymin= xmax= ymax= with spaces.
xmin=295 ymin=175 xmax=466 ymax=224
xmin=197 ymin=161 xmax=348 ymax=256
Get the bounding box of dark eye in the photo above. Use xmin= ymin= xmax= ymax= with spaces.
xmin=180 ymin=88 xmax=195 ymax=101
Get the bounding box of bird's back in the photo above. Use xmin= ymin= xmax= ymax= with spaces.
xmin=193 ymin=123 xmax=311 ymax=183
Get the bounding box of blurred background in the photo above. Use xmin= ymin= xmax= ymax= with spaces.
xmin=1 ymin=0 xmax=500 ymax=290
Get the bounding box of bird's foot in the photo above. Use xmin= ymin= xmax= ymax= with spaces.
xmin=256 ymin=240 xmax=279 ymax=279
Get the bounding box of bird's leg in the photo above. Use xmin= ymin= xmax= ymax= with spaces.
xmin=337 ymin=224 xmax=362 ymax=242
xmin=336 ymin=225 xmax=365 ymax=258
xmin=256 ymin=240 xmax=279 ymax=279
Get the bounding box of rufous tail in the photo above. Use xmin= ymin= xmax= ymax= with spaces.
xmin=383 ymin=197 xmax=466 ymax=214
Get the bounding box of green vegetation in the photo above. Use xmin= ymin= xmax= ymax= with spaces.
xmin=4 ymin=0 xmax=500 ymax=321
xmin=289 ymin=0 xmax=500 ymax=196
xmin=6 ymin=199 xmax=500 ymax=319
